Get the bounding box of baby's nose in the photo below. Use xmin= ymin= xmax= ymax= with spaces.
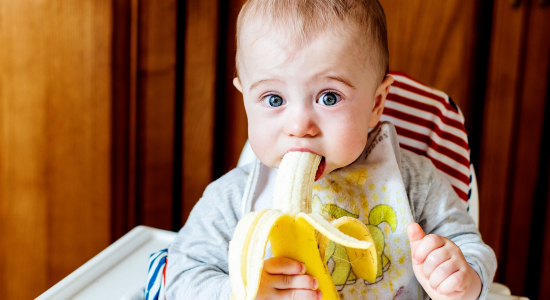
xmin=283 ymin=112 xmax=320 ymax=138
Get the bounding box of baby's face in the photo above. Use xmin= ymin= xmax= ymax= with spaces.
xmin=235 ymin=29 xmax=393 ymax=180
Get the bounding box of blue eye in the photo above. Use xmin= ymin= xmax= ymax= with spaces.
xmin=264 ymin=94 xmax=285 ymax=107
xmin=318 ymin=92 xmax=341 ymax=106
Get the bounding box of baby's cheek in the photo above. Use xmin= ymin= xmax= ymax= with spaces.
xmin=334 ymin=129 xmax=368 ymax=162
xmin=248 ymin=130 xmax=279 ymax=168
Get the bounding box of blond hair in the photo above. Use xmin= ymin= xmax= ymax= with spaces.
xmin=236 ymin=0 xmax=389 ymax=82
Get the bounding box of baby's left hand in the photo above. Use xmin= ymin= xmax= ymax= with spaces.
xmin=407 ymin=223 xmax=482 ymax=300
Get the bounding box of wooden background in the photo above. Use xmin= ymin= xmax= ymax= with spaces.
xmin=0 ymin=0 xmax=549 ymax=299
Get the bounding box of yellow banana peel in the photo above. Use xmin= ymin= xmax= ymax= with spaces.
xmin=320 ymin=217 xmax=378 ymax=283
xmin=229 ymin=152 xmax=377 ymax=300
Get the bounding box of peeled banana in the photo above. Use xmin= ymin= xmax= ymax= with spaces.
xmin=229 ymin=152 xmax=377 ymax=300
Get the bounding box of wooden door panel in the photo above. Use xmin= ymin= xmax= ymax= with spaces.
xmin=539 ymin=160 xmax=550 ymax=299
xmin=479 ymin=0 xmax=528 ymax=284
xmin=136 ymin=0 xmax=177 ymax=230
xmin=215 ymin=0 xmax=249 ymax=177
xmin=180 ymin=0 xmax=220 ymax=224
xmin=504 ymin=2 xmax=550 ymax=296
xmin=0 ymin=1 xmax=112 ymax=298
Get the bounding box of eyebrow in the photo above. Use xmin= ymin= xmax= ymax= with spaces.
xmin=249 ymin=79 xmax=283 ymax=91
xmin=322 ymin=75 xmax=356 ymax=89
xmin=249 ymin=76 xmax=356 ymax=91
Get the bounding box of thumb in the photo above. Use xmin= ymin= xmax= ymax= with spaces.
xmin=407 ymin=222 xmax=426 ymax=254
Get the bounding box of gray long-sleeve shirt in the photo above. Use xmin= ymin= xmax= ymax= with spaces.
xmin=166 ymin=126 xmax=496 ymax=300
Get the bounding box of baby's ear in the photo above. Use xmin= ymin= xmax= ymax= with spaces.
xmin=233 ymin=77 xmax=243 ymax=93
xmin=368 ymin=75 xmax=394 ymax=128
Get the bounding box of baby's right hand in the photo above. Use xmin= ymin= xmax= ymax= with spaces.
xmin=256 ymin=256 xmax=323 ymax=300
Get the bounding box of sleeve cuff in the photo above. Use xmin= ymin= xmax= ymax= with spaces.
xmin=468 ymin=260 xmax=489 ymax=300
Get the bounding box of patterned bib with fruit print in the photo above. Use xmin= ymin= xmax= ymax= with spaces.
xmin=310 ymin=122 xmax=421 ymax=300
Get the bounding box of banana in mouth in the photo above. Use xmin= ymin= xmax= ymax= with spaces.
xmin=229 ymin=152 xmax=377 ymax=300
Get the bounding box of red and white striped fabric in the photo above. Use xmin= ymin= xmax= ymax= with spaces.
xmin=380 ymin=71 xmax=471 ymax=202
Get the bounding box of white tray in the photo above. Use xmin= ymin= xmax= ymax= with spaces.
xmin=36 ymin=226 xmax=176 ymax=300
xmin=36 ymin=225 xmax=528 ymax=300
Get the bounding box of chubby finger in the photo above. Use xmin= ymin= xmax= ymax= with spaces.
xmin=275 ymin=288 xmax=323 ymax=300
xmin=435 ymin=268 xmax=470 ymax=296
xmin=269 ymin=274 xmax=319 ymax=290
xmin=428 ymin=258 xmax=461 ymax=291
xmin=422 ymin=247 xmax=452 ymax=278
xmin=264 ymin=256 xmax=306 ymax=275
xmin=412 ymin=234 xmax=446 ymax=264
xmin=407 ymin=223 xmax=426 ymax=254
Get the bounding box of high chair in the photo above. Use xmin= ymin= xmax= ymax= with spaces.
xmin=36 ymin=72 xmax=528 ymax=300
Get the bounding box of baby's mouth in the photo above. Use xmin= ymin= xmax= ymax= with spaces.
xmin=315 ymin=157 xmax=326 ymax=181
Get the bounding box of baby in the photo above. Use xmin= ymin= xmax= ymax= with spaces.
xmin=166 ymin=0 xmax=496 ymax=299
